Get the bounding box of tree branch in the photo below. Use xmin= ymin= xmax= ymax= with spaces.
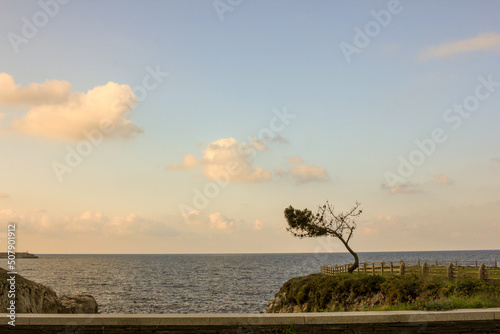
xmin=284 ymin=200 xmax=362 ymax=273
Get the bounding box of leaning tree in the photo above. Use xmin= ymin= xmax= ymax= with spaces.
xmin=284 ymin=201 xmax=362 ymax=273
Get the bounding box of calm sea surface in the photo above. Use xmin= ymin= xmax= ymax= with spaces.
xmin=9 ymin=250 xmax=500 ymax=314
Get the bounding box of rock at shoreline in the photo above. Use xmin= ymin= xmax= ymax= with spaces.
xmin=0 ymin=267 xmax=98 ymax=314
xmin=60 ymin=295 xmax=98 ymax=314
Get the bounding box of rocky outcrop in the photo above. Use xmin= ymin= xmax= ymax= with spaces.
xmin=267 ymin=287 xmax=386 ymax=313
xmin=266 ymin=273 xmax=387 ymax=313
xmin=60 ymin=295 xmax=98 ymax=313
xmin=0 ymin=267 xmax=98 ymax=313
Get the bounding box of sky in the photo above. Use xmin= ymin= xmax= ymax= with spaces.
xmin=0 ymin=0 xmax=499 ymax=254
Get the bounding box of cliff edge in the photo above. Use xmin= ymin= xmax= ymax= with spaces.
xmin=267 ymin=272 xmax=500 ymax=313
xmin=0 ymin=267 xmax=98 ymax=313
xmin=266 ymin=273 xmax=387 ymax=313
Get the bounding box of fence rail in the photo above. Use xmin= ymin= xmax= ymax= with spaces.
xmin=321 ymin=260 xmax=500 ymax=281
xmin=404 ymin=259 xmax=498 ymax=268
xmin=321 ymin=261 xmax=405 ymax=276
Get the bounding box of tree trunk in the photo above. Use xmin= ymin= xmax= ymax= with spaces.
xmin=343 ymin=240 xmax=359 ymax=273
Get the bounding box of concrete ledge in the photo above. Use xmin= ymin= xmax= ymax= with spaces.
xmin=0 ymin=311 xmax=499 ymax=334
xmin=1 ymin=308 xmax=499 ymax=326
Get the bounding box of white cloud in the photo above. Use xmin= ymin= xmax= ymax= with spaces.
xmin=360 ymin=214 xmax=423 ymax=236
xmin=433 ymin=174 xmax=454 ymax=185
xmin=169 ymin=141 xmax=329 ymax=184
xmin=168 ymin=137 xmax=272 ymax=183
xmin=167 ymin=154 xmax=200 ymax=170
xmin=0 ymin=73 xmax=142 ymax=140
xmin=289 ymin=164 xmax=329 ymax=183
xmin=0 ymin=73 xmax=72 ymax=105
xmin=419 ymin=32 xmax=500 ymax=60
xmin=253 ymin=219 xmax=264 ymax=231
xmin=181 ymin=209 xmax=206 ymax=226
xmin=284 ymin=156 xmax=329 ymax=183
xmin=382 ymin=182 xmax=423 ymax=195
xmin=181 ymin=209 xmax=239 ymax=232
xmin=208 ymin=212 xmax=236 ymax=231
xmin=66 ymin=212 xmax=179 ymax=237
xmin=0 ymin=209 xmax=178 ymax=237
xmin=268 ymin=134 xmax=289 ymax=144
xmin=273 ymin=156 xmax=330 ymax=183
xmin=0 ymin=208 xmax=53 ymax=232
xmin=286 ymin=156 xmax=303 ymax=164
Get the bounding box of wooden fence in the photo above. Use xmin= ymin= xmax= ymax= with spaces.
xmin=407 ymin=259 xmax=498 ymax=268
xmin=321 ymin=261 xmax=405 ymax=276
xmin=321 ymin=260 xmax=500 ymax=280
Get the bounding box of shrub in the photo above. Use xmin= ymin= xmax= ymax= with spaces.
xmin=273 ymin=272 xmax=500 ymax=312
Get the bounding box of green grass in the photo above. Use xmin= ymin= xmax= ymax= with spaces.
xmin=371 ymin=292 xmax=500 ymax=311
xmin=273 ymin=272 xmax=500 ymax=312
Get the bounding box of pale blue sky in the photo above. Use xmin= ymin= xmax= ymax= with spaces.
xmin=0 ymin=0 xmax=499 ymax=253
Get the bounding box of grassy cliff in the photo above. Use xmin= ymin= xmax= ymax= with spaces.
xmin=267 ymin=273 xmax=500 ymax=312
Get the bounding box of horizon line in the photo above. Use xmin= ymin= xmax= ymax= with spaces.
xmin=28 ymin=249 xmax=500 ymax=256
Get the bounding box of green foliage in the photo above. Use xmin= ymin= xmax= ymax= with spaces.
xmin=284 ymin=206 xmax=326 ymax=238
xmin=441 ymin=279 xmax=500 ymax=297
xmin=284 ymin=201 xmax=362 ymax=240
xmin=282 ymin=324 xmax=297 ymax=334
xmin=275 ymin=272 xmax=500 ymax=312
xmin=379 ymin=275 xmax=444 ymax=304
xmin=278 ymin=273 xmax=388 ymax=311
xmin=284 ymin=201 xmax=362 ymax=273
xmin=374 ymin=292 xmax=500 ymax=311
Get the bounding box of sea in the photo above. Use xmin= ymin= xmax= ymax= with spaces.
xmin=8 ymin=250 xmax=500 ymax=314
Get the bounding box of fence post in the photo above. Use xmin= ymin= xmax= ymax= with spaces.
xmin=364 ymin=262 xmax=367 ymax=275
xmin=418 ymin=259 xmax=420 ymax=266
xmin=478 ymin=263 xmax=486 ymax=281
xmin=447 ymin=262 xmax=454 ymax=279
xmin=381 ymin=261 xmax=384 ymax=275
xmin=372 ymin=263 xmax=375 ymax=275
xmin=422 ymin=262 xmax=429 ymax=276
xmin=400 ymin=262 xmax=405 ymax=276
xmin=455 ymin=260 xmax=458 ymax=267
xmin=390 ymin=261 xmax=394 ymax=275
xmin=475 ymin=260 xmax=478 ymax=268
